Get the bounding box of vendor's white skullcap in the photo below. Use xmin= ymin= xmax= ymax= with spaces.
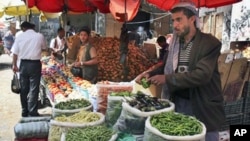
xmin=171 ymin=1 xmax=200 ymax=28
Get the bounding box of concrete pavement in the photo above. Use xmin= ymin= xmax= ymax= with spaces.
xmin=0 ymin=54 xmax=52 ymax=141
xmin=0 ymin=54 xmax=20 ymax=141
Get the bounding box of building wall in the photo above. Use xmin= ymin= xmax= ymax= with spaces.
xmin=199 ymin=5 xmax=232 ymax=52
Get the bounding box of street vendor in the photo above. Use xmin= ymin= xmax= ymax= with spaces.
xmin=49 ymin=27 xmax=67 ymax=63
xmin=72 ymin=26 xmax=98 ymax=83
xmin=135 ymin=1 xmax=225 ymax=141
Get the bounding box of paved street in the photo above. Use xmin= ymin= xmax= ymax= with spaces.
xmin=0 ymin=54 xmax=52 ymax=141
xmin=0 ymin=54 xmax=20 ymax=141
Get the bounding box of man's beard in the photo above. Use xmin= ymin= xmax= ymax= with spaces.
xmin=178 ymin=26 xmax=190 ymax=38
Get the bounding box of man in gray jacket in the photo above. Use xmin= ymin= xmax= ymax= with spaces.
xmin=136 ymin=2 xmax=225 ymax=141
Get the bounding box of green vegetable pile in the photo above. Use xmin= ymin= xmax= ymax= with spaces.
xmin=66 ymin=125 xmax=115 ymax=141
xmin=141 ymin=78 xmax=151 ymax=88
xmin=55 ymin=99 xmax=91 ymax=110
xmin=110 ymin=91 xmax=132 ymax=97
xmin=150 ymin=112 xmax=203 ymax=136
xmin=48 ymin=125 xmax=62 ymax=141
xmin=55 ymin=111 xmax=100 ymax=123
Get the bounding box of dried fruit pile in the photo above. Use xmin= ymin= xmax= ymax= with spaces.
xmin=91 ymin=37 xmax=154 ymax=82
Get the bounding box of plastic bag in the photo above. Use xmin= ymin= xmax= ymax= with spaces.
xmin=105 ymin=95 xmax=124 ymax=127
xmin=11 ymin=73 xmax=21 ymax=94
xmin=19 ymin=116 xmax=51 ymax=123
xmin=14 ymin=121 xmax=50 ymax=139
xmin=70 ymin=67 xmax=82 ymax=78
xmin=113 ymin=99 xmax=174 ymax=136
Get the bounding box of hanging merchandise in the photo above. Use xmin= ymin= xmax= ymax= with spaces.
xmin=109 ymin=0 xmax=141 ymax=22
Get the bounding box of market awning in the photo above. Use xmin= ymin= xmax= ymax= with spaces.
xmin=0 ymin=0 xmax=40 ymax=17
xmin=109 ymin=0 xmax=141 ymax=22
xmin=26 ymin=0 xmax=110 ymax=13
xmin=147 ymin=0 xmax=243 ymax=11
xmin=5 ymin=5 xmax=40 ymax=16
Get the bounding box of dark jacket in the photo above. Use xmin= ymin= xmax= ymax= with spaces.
xmin=165 ymin=30 xmax=225 ymax=131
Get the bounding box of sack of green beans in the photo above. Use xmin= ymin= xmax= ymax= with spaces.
xmin=50 ymin=110 xmax=105 ymax=128
xmin=113 ymin=99 xmax=174 ymax=138
xmin=60 ymin=125 xmax=118 ymax=141
xmin=52 ymin=98 xmax=92 ymax=117
xmin=105 ymin=94 xmax=130 ymax=127
xmin=143 ymin=112 xmax=206 ymax=141
xmin=48 ymin=125 xmax=63 ymax=141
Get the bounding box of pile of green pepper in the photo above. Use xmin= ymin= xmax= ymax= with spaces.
xmin=150 ymin=112 xmax=203 ymax=136
xmin=109 ymin=91 xmax=132 ymax=97
xmin=66 ymin=125 xmax=115 ymax=141
xmin=55 ymin=99 xmax=91 ymax=110
xmin=55 ymin=110 xmax=100 ymax=123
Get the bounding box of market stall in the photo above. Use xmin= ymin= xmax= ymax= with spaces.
xmin=13 ymin=37 xmax=207 ymax=141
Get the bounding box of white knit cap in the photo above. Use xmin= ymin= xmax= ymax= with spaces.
xmin=171 ymin=1 xmax=200 ymax=28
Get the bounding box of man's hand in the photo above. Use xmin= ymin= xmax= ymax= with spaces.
xmin=148 ymin=75 xmax=166 ymax=85
xmin=135 ymin=72 xmax=150 ymax=84
xmin=4 ymin=48 xmax=11 ymax=55
xmin=74 ymin=62 xmax=81 ymax=67
xmin=12 ymin=65 xmax=18 ymax=73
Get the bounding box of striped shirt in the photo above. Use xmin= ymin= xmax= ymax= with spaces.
xmin=177 ymin=40 xmax=193 ymax=73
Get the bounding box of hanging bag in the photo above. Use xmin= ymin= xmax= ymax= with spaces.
xmin=70 ymin=66 xmax=83 ymax=78
xmin=11 ymin=73 xmax=21 ymax=94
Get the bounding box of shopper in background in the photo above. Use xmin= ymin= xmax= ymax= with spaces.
xmin=156 ymin=36 xmax=169 ymax=62
xmin=3 ymin=23 xmax=16 ymax=55
xmin=49 ymin=27 xmax=66 ymax=63
xmin=73 ymin=26 xmax=98 ymax=83
xmin=136 ymin=2 xmax=225 ymax=141
xmin=11 ymin=21 xmax=47 ymax=117
xmin=128 ymin=27 xmax=140 ymax=47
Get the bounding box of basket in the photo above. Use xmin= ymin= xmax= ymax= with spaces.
xmin=96 ymin=82 xmax=133 ymax=114
xmin=242 ymin=81 xmax=250 ymax=97
xmin=243 ymin=113 xmax=250 ymax=124
xmin=220 ymin=113 xmax=243 ymax=131
xmin=243 ymin=96 xmax=250 ymax=113
xmin=224 ymin=98 xmax=244 ymax=115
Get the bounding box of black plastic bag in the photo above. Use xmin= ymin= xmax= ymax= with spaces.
xmin=70 ymin=66 xmax=83 ymax=78
xmin=11 ymin=73 xmax=21 ymax=94
xmin=52 ymin=52 xmax=63 ymax=60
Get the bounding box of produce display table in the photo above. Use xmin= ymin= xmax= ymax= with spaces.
xmin=31 ymin=59 xmax=209 ymax=141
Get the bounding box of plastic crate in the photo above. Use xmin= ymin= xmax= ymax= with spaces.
xmin=243 ymin=113 xmax=250 ymax=124
xmin=224 ymin=98 xmax=244 ymax=115
xmin=96 ymin=82 xmax=133 ymax=114
xmin=220 ymin=113 xmax=243 ymax=131
xmin=243 ymin=96 xmax=250 ymax=113
xmin=242 ymin=81 xmax=250 ymax=97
